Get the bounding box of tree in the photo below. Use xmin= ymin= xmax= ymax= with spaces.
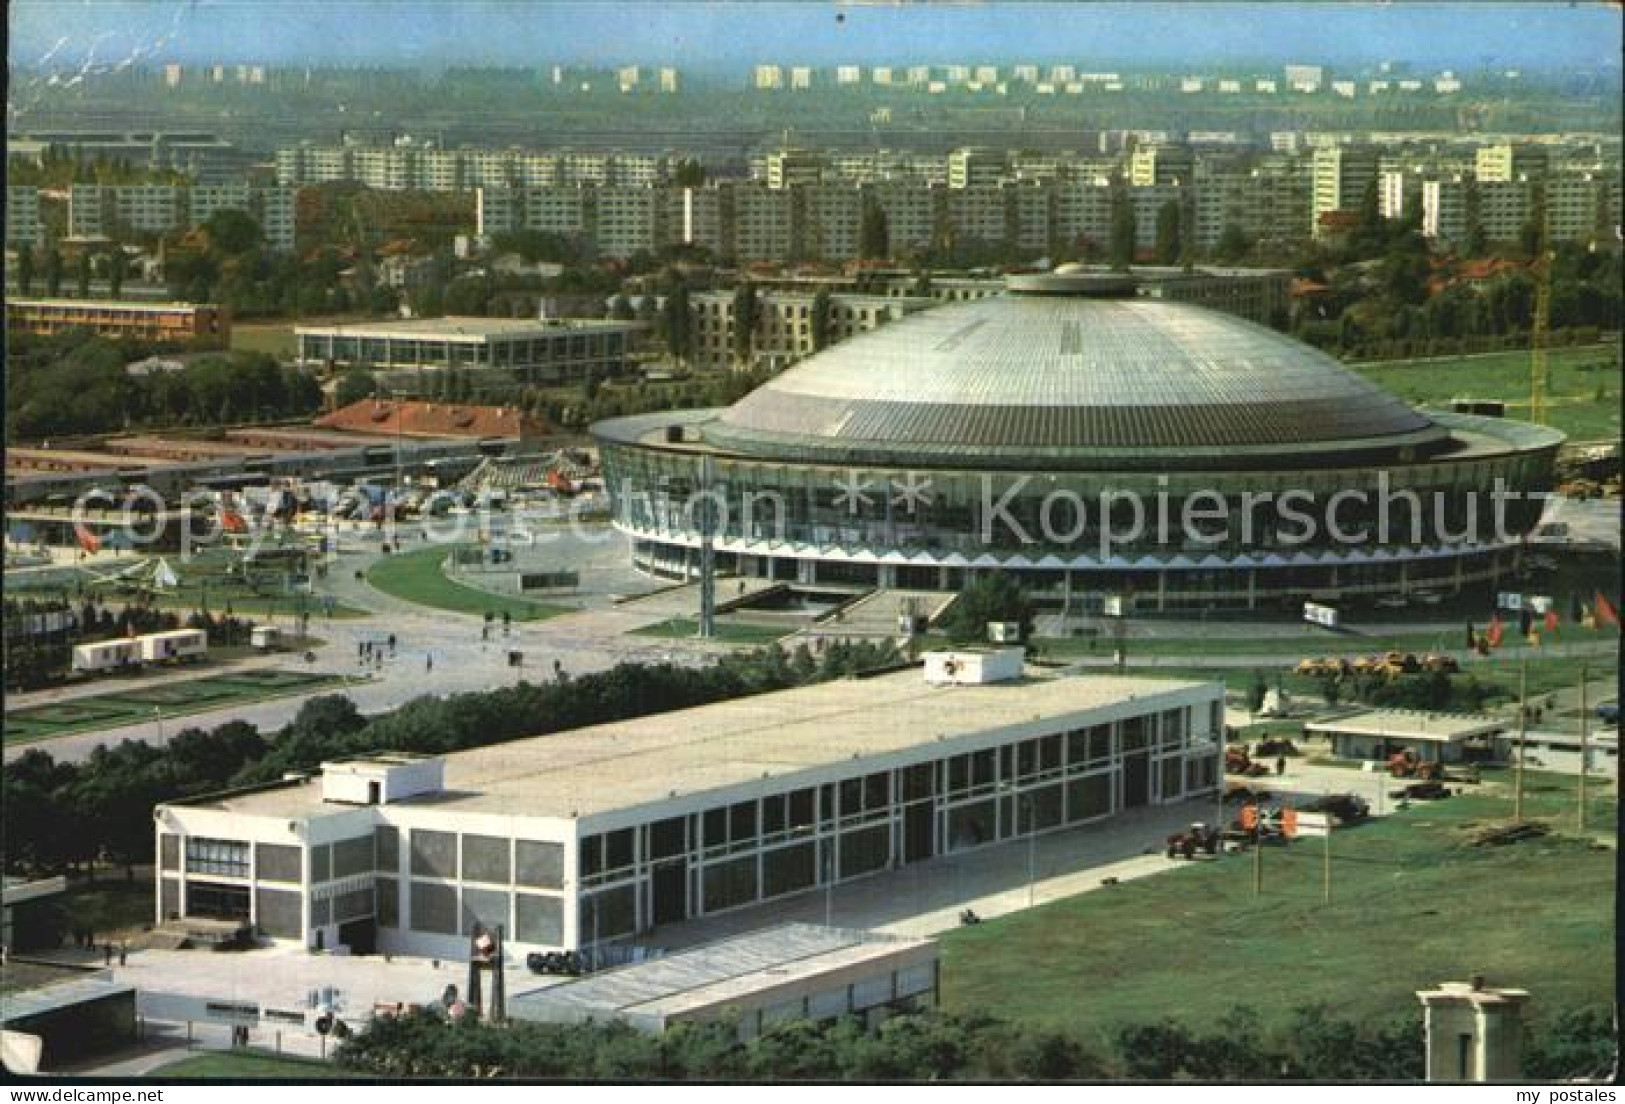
xmin=608 ymin=293 xmax=635 ymax=321
xmin=941 ymin=573 xmax=1034 ymax=644
xmin=1350 ymin=177 xmax=1385 ymax=257
xmin=672 ymin=159 xmax=708 ymax=187
xmin=16 ymin=246 xmax=35 ymax=294
xmin=1153 ymin=200 xmax=1182 ymax=265
xmin=44 ymin=247 xmax=63 ymax=296
xmin=662 ymin=274 xmax=692 ymax=365
xmin=204 ymin=208 xmax=263 ymax=256
xmin=731 ymin=283 xmax=759 ymax=367
xmin=334 ymin=368 xmax=376 ymax=407
xmin=859 ymin=202 xmax=890 ymax=260
xmin=1519 ymin=180 xmax=1548 ymax=260
xmin=1462 ymin=178 xmax=1487 ymax=257
xmin=75 ymin=251 xmax=93 ymax=298
xmin=107 ymin=247 xmax=126 ymax=298
xmin=809 ymin=288 xmax=832 ymax=352
xmin=1215 ymin=223 xmax=1253 ymax=264
xmin=1108 ymin=185 xmax=1136 ymax=271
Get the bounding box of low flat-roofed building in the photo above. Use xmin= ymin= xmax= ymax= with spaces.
xmin=155 ymin=667 xmax=1223 ymax=960
xmin=6 ymin=298 xmax=229 ymax=346
xmin=2 ymin=875 xmax=67 ymax=952
xmin=295 ymin=316 xmax=636 ymax=392
xmin=510 ymin=922 xmax=937 ymax=1037
xmin=1306 ymin=708 xmax=1504 ymax=764
xmin=1508 ymin=727 xmax=1618 ymax=778
xmin=0 ymin=964 xmax=137 ymax=1072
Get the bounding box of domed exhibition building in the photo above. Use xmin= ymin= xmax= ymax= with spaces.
xmin=593 ymin=271 xmax=1562 ymax=613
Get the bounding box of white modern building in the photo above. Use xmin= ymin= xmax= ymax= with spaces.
xmin=153 ymin=665 xmax=1224 ymax=960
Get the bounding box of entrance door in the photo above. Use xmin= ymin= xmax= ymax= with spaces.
xmin=903 ymin=801 xmax=935 ymax=864
xmin=1123 ymin=752 xmax=1151 ymax=809
xmin=338 ymin=917 xmax=376 ymax=955
xmin=651 ymin=860 xmax=687 ymax=926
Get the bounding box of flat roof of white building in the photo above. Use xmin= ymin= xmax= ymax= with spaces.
xmin=175 ymin=669 xmax=1214 ymax=822
xmin=1305 ymin=708 xmax=1504 ymax=744
xmin=509 ymin=923 xmax=932 ymax=1025
xmin=294 ymin=316 xmax=636 ymax=340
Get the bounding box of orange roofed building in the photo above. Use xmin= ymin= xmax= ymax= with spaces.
xmin=317 ymin=399 xmax=550 ymax=443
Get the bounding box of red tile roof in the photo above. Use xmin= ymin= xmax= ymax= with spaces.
xmin=316 ymin=399 xmax=550 ymax=441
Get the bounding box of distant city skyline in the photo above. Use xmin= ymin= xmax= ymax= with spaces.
xmin=8 ymin=1 xmax=1623 ymax=75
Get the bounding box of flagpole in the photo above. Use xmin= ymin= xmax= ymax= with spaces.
xmin=1577 ymin=662 xmax=1588 ymax=835
xmin=1513 ymin=654 xmax=1527 ymax=823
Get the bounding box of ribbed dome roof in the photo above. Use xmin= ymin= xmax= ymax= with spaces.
xmin=704 ymin=291 xmax=1447 ymax=469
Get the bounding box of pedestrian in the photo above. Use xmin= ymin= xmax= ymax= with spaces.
xmin=388 ymin=633 xmax=397 ymax=653
xmin=426 ymin=654 xmax=433 ymax=673
xmin=357 ymin=641 xmax=365 ymax=660
xmin=1276 ymin=755 xmax=1286 ymax=776
xmin=118 ymin=943 xmax=127 ymax=967
xmin=103 ymin=942 xmax=113 ymax=966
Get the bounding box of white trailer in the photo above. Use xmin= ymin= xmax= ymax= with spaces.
xmin=137 ymin=629 xmax=208 ymax=664
xmin=71 ymin=638 xmax=140 ymax=674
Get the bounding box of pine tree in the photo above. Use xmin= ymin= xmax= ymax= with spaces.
xmin=1153 ymin=200 xmax=1181 ymax=266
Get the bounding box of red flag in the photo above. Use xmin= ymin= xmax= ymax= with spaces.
xmin=1544 ymin=609 xmax=1559 ymax=633
xmin=74 ymin=524 xmax=102 ymax=554
xmin=1597 ymin=592 xmax=1620 ymax=628
xmin=1486 ymin=614 xmax=1504 ymax=648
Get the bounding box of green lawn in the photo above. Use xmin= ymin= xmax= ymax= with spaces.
xmin=941 ymin=767 xmax=1615 ymax=1044
xmin=154 ymin=1050 xmax=359 ymax=1079
xmin=4 ymin=669 xmax=356 ymax=744
xmin=366 ymin=545 xmax=566 ymax=621
xmin=1354 ymin=344 xmax=1621 ymax=442
xmin=632 ymin=617 xmax=793 ymax=644
xmin=228 ymin=323 xmax=296 ymax=359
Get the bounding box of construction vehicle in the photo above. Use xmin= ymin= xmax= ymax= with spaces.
xmin=1164 ymin=822 xmax=1222 ymax=860
xmin=1225 ymin=746 xmax=1271 ymax=777
xmin=1386 ymin=749 xmax=1443 ymax=780
xmin=1295 ymin=656 xmax=1342 ymax=678
xmin=1419 ymin=653 xmax=1460 ymax=674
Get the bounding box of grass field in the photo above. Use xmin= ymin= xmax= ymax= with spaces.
xmin=154 ymin=1050 xmax=358 ymax=1079
xmin=940 ymin=767 xmax=1615 ymax=1044
xmin=3 ymin=669 xmax=355 ymax=744
xmin=1353 ymin=344 xmax=1622 ymax=442
xmin=228 ymin=323 xmax=297 ymax=359
xmin=366 ymin=545 xmax=566 ymax=621
xmin=632 ymin=616 xmax=794 ymax=644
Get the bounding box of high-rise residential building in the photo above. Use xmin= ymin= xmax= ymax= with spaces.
xmin=163 ymin=63 xmax=183 ymax=88
xmin=1130 ymin=144 xmax=1194 ymax=187
xmin=947 ymin=147 xmax=1007 ymax=189
xmin=658 ymin=67 xmax=680 ymax=93
xmin=974 ymin=65 xmax=998 ymax=84
xmin=5 ymin=186 xmax=41 ymax=247
xmin=1311 ymin=145 xmax=1379 ymax=235
xmin=1422 ymin=177 xmax=1469 ymax=246
xmin=1475 ymin=142 xmax=1549 ymax=184
xmin=836 ymin=65 xmax=861 ymax=86
xmin=66 ymin=184 xmax=298 ymax=251
xmin=753 ymin=64 xmax=784 ymax=90
xmin=789 ymin=66 xmax=813 ymax=91
xmin=1477 ymin=179 xmax=1532 ymax=244
xmin=872 ymin=66 xmax=893 ymax=86
xmin=765 ymin=149 xmax=827 ymax=190
xmin=1013 ymin=64 xmax=1040 ymax=83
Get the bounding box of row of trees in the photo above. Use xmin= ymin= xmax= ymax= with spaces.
xmin=6 ymin=331 xmax=323 ymax=440
xmin=2 ymin=641 xmax=903 ymax=877
xmin=332 ymin=1003 xmax=1615 ymax=1081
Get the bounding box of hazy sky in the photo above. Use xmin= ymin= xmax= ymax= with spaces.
xmin=9 ymin=1 xmax=1622 ymax=73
